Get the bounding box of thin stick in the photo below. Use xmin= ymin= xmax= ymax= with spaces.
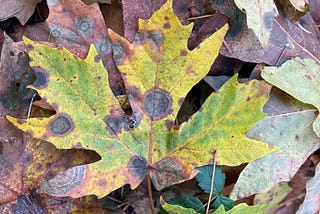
xmin=27 ymin=93 xmax=37 ymax=119
xmin=206 ymin=150 xmax=217 ymax=214
xmin=147 ymin=170 xmax=156 ymax=214
xmin=187 ymin=14 xmax=215 ymax=21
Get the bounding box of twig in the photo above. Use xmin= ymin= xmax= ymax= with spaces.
xmin=147 ymin=170 xmax=156 ymax=214
xmin=27 ymin=93 xmax=37 ymax=119
xmin=187 ymin=14 xmax=215 ymax=21
xmin=206 ymin=149 xmax=217 ymax=214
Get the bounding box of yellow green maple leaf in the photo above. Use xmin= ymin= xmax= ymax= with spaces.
xmin=7 ymin=0 xmax=277 ymax=198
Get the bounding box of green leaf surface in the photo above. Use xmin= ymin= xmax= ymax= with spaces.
xmin=234 ymin=0 xmax=278 ymax=46
xmin=195 ymin=165 xmax=225 ymax=194
xmin=213 ymin=203 xmax=266 ymax=214
xmin=212 ymin=196 xmax=235 ymax=211
xmin=262 ymin=57 xmax=320 ymax=137
xmin=296 ymin=163 xmax=320 ymax=214
xmin=162 ymin=196 xmax=205 ymax=214
xmin=231 ymin=110 xmax=319 ymax=200
xmin=7 ymin=0 xmax=276 ymax=198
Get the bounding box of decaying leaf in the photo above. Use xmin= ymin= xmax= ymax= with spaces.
xmin=289 ymin=0 xmax=309 ymax=12
xmin=254 ymin=182 xmax=292 ymax=214
xmin=0 ymin=0 xmax=38 ymax=25
xmin=212 ymin=0 xmax=320 ymax=65
xmin=262 ymin=57 xmax=320 ymax=136
xmin=231 ymin=86 xmax=319 ymax=200
xmin=296 ymin=162 xmax=320 ymax=214
xmin=234 ymin=0 xmax=278 ymax=46
xmin=7 ymin=0 xmax=276 ymax=198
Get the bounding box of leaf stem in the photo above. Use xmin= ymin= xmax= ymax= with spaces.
xmin=206 ymin=149 xmax=217 ymax=214
xmin=147 ymin=170 xmax=156 ymax=214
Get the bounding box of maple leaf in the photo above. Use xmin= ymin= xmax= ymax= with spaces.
xmin=7 ymin=0 xmax=276 ymax=198
xmin=262 ymin=57 xmax=320 ymax=136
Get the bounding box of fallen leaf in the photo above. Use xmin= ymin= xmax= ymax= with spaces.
xmin=0 ymin=0 xmax=38 ymax=25
xmin=254 ymin=182 xmax=292 ymax=214
xmin=213 ymin=203 xmax=266 ymax=214
xmin=262 ymin=57 xmax=320 ymax=136
xmin=296 ymin=162 xmax=320 ymax=214
xmin=7 ymin=0 xmax=276 ymax=199
xmin=233 ymin=0 xmax=278 ymax=46
xmin=289 ymin=0 xmax=309 ymax=12
xmin=212 ymin=0 xmax=320 ymax=65
xmin=231 ymin=86 xmax=319 ymax=200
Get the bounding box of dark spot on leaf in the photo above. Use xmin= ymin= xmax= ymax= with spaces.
xmin=147 ymin=31 xmax=164 ymax=46
xmin=97 ymin=76 xmax=101 ymax=80
xmin=144 ymin=89 xmax=172 ymax=120
xmin=134 ymin=31 xmax=146 ymax=43
xmin=63 ymin=58 xmax=66 ymax=61
xmin=26 ymin=44 xmax=34 ymax=52
xmin=97 ymin=35 xmax=112 ymax=54
xmin=231 ymin=135 xmax=234 ymax=138
xmin=151 ymin=158 xmax=185 ymax=190
xmin=280 ymin=132 xmax=283 ymax=136
xmin=104 ymin=116 xmax=122 ymax=135
xmin=98 ymin=179 xmax=106 ymax=188
xmin=50 ymin=114 xmax=73 ymax=136
xmin=305 ymin=74 xmax=312 ymax=80
xmin=128 ymin=156 xmax=148 ymax=180
xmin=127 ymin=87 xmax=139 ymax=100
xmin=69 ymin=80 xmax=73 ymax=83
xmin=263 ymin=12 xmax=274 ymax=30
xmin=77 ymin=18 xmax=92 ymax=32
xmin=94 ymin=55 xmax=101 ymax=62
xmin=32 ymin=67 xmax=49 ymax=89
xmin=51 ymin=29 xmax=62 ymax=38
xmin=112 ymin=42 xmax=126 ymax=64
xmin=295 ymin=134 xmax=299 ymax=140
xmin=164 ymin=16 xmax=169 ymax=21
xmin=24 ymin=154 xmax=33 ymax=163
xmin=163 ymin=23 xmax=171 ymax=29
xmin=9 ymin=51 xmax=14 ymax=56
xmin=180 ymin=50 xmax=187 ymax=56
xmin=42 ymin=166 xmax=85 ymax=195
xmin=246 ymin=96 xmax=251 ymax=102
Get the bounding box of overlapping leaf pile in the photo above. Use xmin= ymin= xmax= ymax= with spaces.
xmin=7 ymin=0 xmax=276 ymax=199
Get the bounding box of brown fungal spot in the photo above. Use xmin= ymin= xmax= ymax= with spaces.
xmin=104 ymin=116 xmax=122 ymax=135
xmin=147 ymin=31 xmax=164 ymax=46
xmin=98 ymin=179 xmax=106 ymax=188
xmin=42 ymin=165 xmax=85 ymax=195
xmin=32 ymin=67 xmax=49 ymax=89
xmin=295 ymin=134 xmax=299 ymax=140
xmin=50 ymin=114 xmax=73 ymax=136
xmin=144 ymin=89 xmax=172 ymax=120
xmin=246 ymin=96 xmax=251 ymax=102
xmin=134 ymin=31 xmax=146 ymax=43
xmin=128 ymin=156 xmax=148 ymax=180
xmin=180 ymin=50 xmax=187 ymax=56
xmin=150 ymin=158 xmax=185 ymax=190
xmin=164 ymin=16 xmax=169 ymax=21
xmin=97 ymin=35 xmax=112 ymax=54
xmin=163 ymin=23 xmax=171 ymax=29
